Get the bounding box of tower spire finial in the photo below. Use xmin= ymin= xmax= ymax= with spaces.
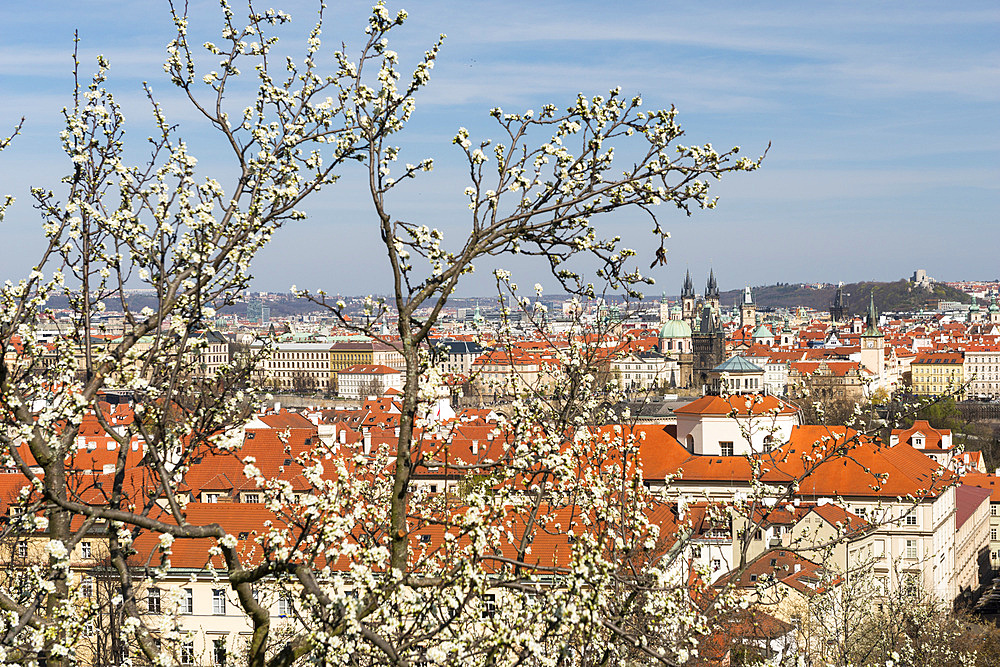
xmin=864 ymin=293 xmax=880 ymax=336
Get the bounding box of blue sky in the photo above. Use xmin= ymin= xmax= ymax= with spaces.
xmin=0 ymin=1 xmax=997 ymax=297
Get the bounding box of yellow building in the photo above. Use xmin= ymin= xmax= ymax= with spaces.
xmin=910 ymin=351 xmax=964 ymax=397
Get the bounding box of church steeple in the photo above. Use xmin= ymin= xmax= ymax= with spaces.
xmin=706 ymin=269 xmax=719 ymax=300
xmin=860 ymin=293 xmax=884 ymax=385
xmin=739 ymin=285 xmax=756 ymax=329
xmin=863 ymin=293 xmax=880 ymax=336
xmin=705 ymin=269 xmax=720 ymax=319
xmin=681 ymin=269 xmax=697 ymax=325
xmin=682 ymin=269 xmax=695 ymax=299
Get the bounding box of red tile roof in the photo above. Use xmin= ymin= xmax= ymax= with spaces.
xmin=674 ymin=394 xmax=799 ymax=417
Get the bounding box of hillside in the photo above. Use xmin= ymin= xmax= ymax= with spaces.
xmin=719 ymin=281 xmax=972 ymax=314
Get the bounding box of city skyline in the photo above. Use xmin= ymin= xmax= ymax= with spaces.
xmin=0 ymin=1 xmax=996 ymax=295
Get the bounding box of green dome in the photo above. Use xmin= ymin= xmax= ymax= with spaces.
xmin=660 ymin=319 xmax=692 ymax=339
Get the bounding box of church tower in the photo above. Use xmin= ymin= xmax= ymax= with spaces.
xmin=779 ymin=318 xmax=795 ymax=347
xmin=681 ymin=269 xmax=696 ymax=325
xmin=705 ymin=269 xmax=721 ymax=318
xmin=739 ymin=285 xmax=757 ymax=329
xmin=830 ymin=282 xmax=846 ymax=323
xmin=969 ymin=296 xmax=983 ymax=324
xmin=659 ymin=292 xmax=671 ymax=326
xmin=859 ymin=294 xmax=884 ymax=384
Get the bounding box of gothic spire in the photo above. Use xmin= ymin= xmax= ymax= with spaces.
xmin=682 ymin=268 xmax=695 ymax=299
xmin=830 ymin=281 xmax=846 ymax=322
xmin=706 ymin=269 xmax=719 ymax=299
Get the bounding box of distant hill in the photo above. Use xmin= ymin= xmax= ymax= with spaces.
xmin=719 ymin=281 xmax=972 ymax=315
xmin=43 ymin=293 xmax=330 ymax=318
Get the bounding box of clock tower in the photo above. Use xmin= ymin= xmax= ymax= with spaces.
xmin=859 ymin=293 xmax=884 ymax=383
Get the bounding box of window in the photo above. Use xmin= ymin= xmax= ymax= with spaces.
xmin=212 ymin=589 xmax=226 ymax=615
xmin=905 ymin=510 xmax=917 ymax=526
xmin=180 ymin=641 xmax=195 ymax=665
xmin=992 ymin=529 xmax=997 ymax=542
xmin=16 ymin=541 xmax=27 ymax=559
xmin=205 ymin=493 xmax=220 ymax=503
xmin=993 ymin=505 xmax=998 ymax=517
xmin=81 ymin=541 xmax=92 ymax=559
xmin=719 ymin=442 xmax=734 ymax=457
xmin=711 ymin=559 xmax=721 ymax=572
xmin=213 ymin=638 xmax=227 ymax=666
xmin=181 ymin=588 xmax=193 ymax=614
xmin=80 ymin=577 xmax=94 ymax=598
xmin=244 ymin=493 xmax=260 ymax=504
xmin=278 ymin=594 xmax=292 ymax=617
xmin=481 ymin=593 xmax=497 ymax=619
xmin=905 ymin=539 xmax=918 ymax=560
xmin=147 ymin=587 xmax=161 ymax=614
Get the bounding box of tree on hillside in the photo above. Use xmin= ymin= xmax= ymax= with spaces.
xmin=0 ymin=2 xmax=944 ymax=667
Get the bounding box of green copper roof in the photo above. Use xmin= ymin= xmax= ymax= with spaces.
xmin=712 ymin=355 xmax=763 ymax=374
xmin=660 ymin=319 xmax=692 ymax=338
xmin=863 ymin=294 xmax=880 ymax=336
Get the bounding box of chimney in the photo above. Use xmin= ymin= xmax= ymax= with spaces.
xmin=363 ymin=430 xmax=372 ymax=455
xmin=794 ymin=563 xmax=801 ymax=573
xmin=472 ymin=440 xmax=479 ymax=455
xmin=339 ymin=428 xmax=346 ymax=445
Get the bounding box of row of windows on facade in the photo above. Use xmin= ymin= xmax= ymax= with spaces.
xmin=174 ymin=638 xmax=227 ymax=666
xmin=73 ymin=583 xmax=294 ymax=618
xmin=92 ymin=638 xmax=228 ymax=667
xmin=13 ymin=505 xmax=926 ymax=561
xmin=848 ymin=507 xmax=919 ymax=526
